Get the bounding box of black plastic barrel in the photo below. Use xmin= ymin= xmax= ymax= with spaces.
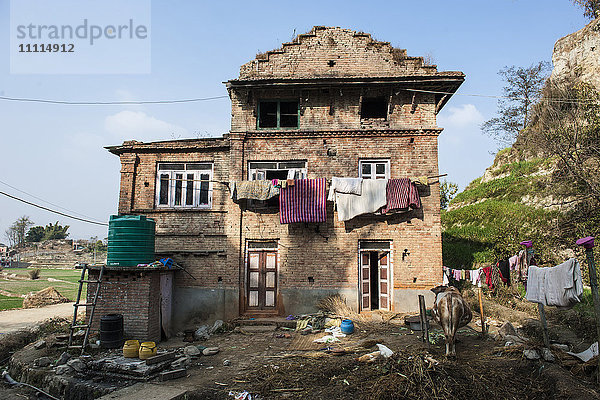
xmin=100 ymin=314 xmax=124 ymax=349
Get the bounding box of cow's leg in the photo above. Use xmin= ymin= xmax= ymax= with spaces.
xmin=445 ymin=336 xmax=451 ymax=356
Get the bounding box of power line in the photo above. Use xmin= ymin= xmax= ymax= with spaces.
xmin=0 ymin=179 xmax=104 ymax=222
xmin=0 ymin=191 xmax=108 ymax=226
xmin=0 ymin=95 xmax=229 ymax=105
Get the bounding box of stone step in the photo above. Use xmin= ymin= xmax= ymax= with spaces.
xmin=235 ymin=317 xmax=296 ymax=329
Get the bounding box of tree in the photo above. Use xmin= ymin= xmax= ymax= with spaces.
xmin=482 ymin=62 xmax=550 ymax=145
xmin=25 ymin=226 xmax=45 ymax=242
xmin=43 ymin=221 xmax=69 ymax=240
xmin=529 ymin=80 xmax=600 ymax=239
xmin=572 ymin=0 xmax=600 ymax=19
xmin=440 ymin=180 xmax=459 ymax=210
xmin=4 ymin=216 xmax=34 ymax=248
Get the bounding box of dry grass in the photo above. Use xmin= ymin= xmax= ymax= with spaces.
xmin=317 ymin=294 xmax=369 ymax=323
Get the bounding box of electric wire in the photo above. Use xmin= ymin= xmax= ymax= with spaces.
xmin=0 ymin=191 xmax=108 ymax=226
xmin=0 ymin=179 xmax=105 ymax=222
xmin=0 ymin=94 xmax=229 ymax=105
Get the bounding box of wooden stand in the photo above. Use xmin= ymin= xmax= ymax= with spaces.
xmin=478 ymin=286 xmax=486 ymax=337
xmin=418 ymin=294 xmax=429 ymax=347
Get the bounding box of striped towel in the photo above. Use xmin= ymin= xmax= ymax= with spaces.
xmin=381 ymin=178 xmax=421 ymax=213
xmin=279 ymin=178 xmax=327 ymax=224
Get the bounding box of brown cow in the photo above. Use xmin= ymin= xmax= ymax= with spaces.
xmin=431 ymin=285 xmax=472 ymax=357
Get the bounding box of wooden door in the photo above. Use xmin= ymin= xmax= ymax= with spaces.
xmin=379 ymin=252 xmax=390 ymax=311
xmin=360 ymin=252 xmax=371 ymax=311
xmin=247 ymin=251 xmax=277 ymax=310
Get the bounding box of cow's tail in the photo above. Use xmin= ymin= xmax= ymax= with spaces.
xmin=446 ymin=294 xmax=453 ymax=338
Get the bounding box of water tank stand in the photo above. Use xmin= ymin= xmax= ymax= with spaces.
xmin=67 ymin=264 xmax=105 ymax=355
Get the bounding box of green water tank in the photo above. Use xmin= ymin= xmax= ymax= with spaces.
xmin=107 ymin=215 xmax=156 ymax=267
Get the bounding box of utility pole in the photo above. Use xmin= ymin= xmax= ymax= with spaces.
xmin=577 ymin=236 xmax=599 ymax=384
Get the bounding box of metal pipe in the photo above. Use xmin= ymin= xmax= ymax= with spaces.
xmin=2 ymin=370 xmax=61 ymax=400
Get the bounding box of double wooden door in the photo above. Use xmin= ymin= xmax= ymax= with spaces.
xmin=247 ymin=251 xmax=277 ymax=310
xmin=360 ymin=251 xmax=390 ymax=311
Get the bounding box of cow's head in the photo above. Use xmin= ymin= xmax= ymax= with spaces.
xmin=430 ymin=285 xmax=448 ymax=295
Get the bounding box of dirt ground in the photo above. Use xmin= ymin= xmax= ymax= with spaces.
xmin=2 ymin=309 xmax=600 ymax=400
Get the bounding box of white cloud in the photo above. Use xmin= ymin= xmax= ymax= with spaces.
xmin=104 ymin=111 xmax=188 ymax=142
xmin=437 ymin=104 xmax=484 ymax=129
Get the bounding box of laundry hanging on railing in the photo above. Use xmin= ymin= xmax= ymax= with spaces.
xmin=526 ymin=258 xmax=583 ymax=309
xmin=279 ymin=178 xmax=327 ymax=224
xmin=229 ymin=180 xmax=279 ymax=201
xmin=332 ymin=179 xmax=387 ymax=222
xmin=381 ymin=178 xmax=421 ymax=213
xmin=327 ymin=177 xmax=363 ymax=201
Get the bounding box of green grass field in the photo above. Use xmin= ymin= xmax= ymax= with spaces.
xmin=0 ymin=267 xmax=86 ymax=311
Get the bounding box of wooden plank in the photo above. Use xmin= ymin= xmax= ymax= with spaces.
xmin=145 ymin=352 xmax=176 ymax=366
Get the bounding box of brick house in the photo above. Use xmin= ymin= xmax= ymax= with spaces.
xmin=106 ymin=26 xmax=464 ymax=333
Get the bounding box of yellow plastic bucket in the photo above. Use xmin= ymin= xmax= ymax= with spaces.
xmin=123 ymin=340 xmax=140 ymax=358
xmin=139 ymin=341 xmax=157 ymax=360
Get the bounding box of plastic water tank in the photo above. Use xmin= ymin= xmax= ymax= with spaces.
xmin=107 ymin=215 xmax=155 ymax=267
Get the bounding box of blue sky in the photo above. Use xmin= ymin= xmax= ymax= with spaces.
xmin=0 ymin=0 xmax=589 ymax=240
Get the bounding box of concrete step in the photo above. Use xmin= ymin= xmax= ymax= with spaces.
xmin=98 ymin=382 xmax=187 ymax=400
xmin=235 ymin=317 xmax=296 ymax=329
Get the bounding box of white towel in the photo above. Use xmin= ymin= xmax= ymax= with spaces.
xmin=526 ymin=258 xmax=583 ymax=308
xmin=327 ymin=177 xmax=363 ymax=201
xmin=334 ymin=179 xmax=387 ymax=222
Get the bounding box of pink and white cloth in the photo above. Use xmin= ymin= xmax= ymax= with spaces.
xmin=381 ymin=178 xmax=421 ymax=213
xmin=279 ymin=178 xmax=327 ymax=224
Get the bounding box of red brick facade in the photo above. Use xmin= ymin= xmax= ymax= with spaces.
xmin=106 ymin=27 xmax=464 ymax=329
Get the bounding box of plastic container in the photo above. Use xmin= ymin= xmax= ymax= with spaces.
xmin=100 ymin=314 xmax=124 ymax=349
xmin=107 ymin=215 xmax=156 ymax=267
xmin=340 ymin=319 xmax=354 ymax=335
xmin=123 ymin=340 xmax=140 ymax=358
xmin=139 ymin=341 xmax=157 ymax=360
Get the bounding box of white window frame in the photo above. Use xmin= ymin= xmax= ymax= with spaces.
xmin=155 ymin=162 xmax=213 ymax=209
xmin=248 ymin=161 xmax=307 ymax=181
xmin=359 ymin=159 xmax=390 ymax=180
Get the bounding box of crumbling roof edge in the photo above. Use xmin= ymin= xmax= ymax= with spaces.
xmin=225 ymin=74 xmax=465 ymax=87
xmin=106 ymin=136 xmax=230 ymax=155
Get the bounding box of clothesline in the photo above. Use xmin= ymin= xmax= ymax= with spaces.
xmin=158 ymin=173 xmax=447 ymax=186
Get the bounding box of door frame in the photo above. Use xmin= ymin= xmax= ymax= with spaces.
xmin=244 ymin=240 xmax=280 ymax=316
xmin=358 ymin=241 xmax=393 ymax=312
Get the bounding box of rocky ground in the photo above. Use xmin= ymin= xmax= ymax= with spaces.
xmin=1 ymin=304 xmax=600 ymax=400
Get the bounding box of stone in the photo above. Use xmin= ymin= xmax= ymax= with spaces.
xmin=73 ymin=330 xmax=86 ymax=337
xmin=194 ymin=325 xmax=210 ymax=341
xmin=184 ymin=345 xmax=201 ymax=357
xmin=159 ymin=368 xmax=187 ymax=381
xmin=498 ymin=322 xmax=517 ymax=338
xmin=34 ymin=357 xmax=52 ymax=367
xmin=223 ymin=359 xmax=231 ymax=366
xmin=541 ymin=348 xmax=555 ymax=362
xmin=209 ymin=320 xmax=224 ymax=334
xmin=67 ymin=358 xmax=86 ymax=372
xmin=171 ymin=357 xmax=191 ymax=369
xmin=551 ymin=343 xmax=570 ymax=352
xmin=202 ymin=347 xmax=219 ymax=356
xmin=504 ymin=334 xmax=526 ymax=345
xmin=33 ymin=340 xmax=46 ymax=350
xmin=55 ymin=365 xmax=71 ymax=375
xmin=523 ymin=349 xmax=540 ymax=360
xmin=56 ymin=352 xmax=71 ymax=366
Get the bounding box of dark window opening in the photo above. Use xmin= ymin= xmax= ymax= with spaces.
xmin=185 ymin=174 xmax=194 ymax=205
xmin=259 ymin=101 xmax=277 ymax=128
xmin=159 ymin=174 xmax=169 ymax=205
xmin=258 ymin=101 xmax=298 ymax=128
xmin=174 ymin=173 xmax=183 ymax=206
xmin=327 ymin=60 xmax=336 ymax=67
xmin=361 ymin=97 xmax=387 ymax=119
xmin=199 ymin=173 xmax=210 ymax=205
